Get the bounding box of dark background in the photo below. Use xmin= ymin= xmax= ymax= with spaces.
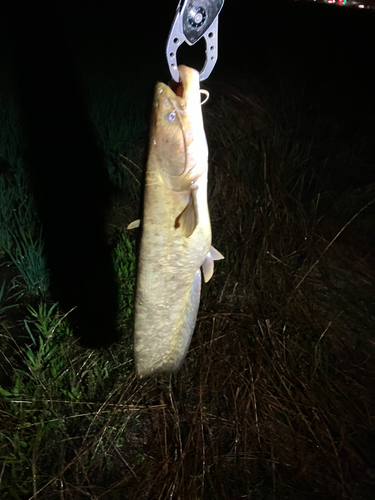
xmin=2 ymin=0 xmax=374 ymax=125
xmin=0 ymin=0 xmax=374 ymax=346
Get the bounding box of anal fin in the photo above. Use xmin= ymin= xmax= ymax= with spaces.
xmin=202 ymin=245 xmax=225 ymax=283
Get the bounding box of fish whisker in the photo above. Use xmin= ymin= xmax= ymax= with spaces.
xmin=200 ymin=89 xmax=210 ymax=105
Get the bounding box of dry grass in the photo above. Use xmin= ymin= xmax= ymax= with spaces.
xmin=3 ymin=77 xmax=374 ymax=500
xmin=91 ymin=79 xmax=374 ymax=499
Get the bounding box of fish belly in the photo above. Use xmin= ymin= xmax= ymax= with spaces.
xmin=134 ymin=178 xmax=210 ymax=377
xmin=135 ymin=266 xmax=202 ymax=376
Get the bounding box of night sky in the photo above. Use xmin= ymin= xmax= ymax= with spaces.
xmin=2 ymin=1 xmax=374 ymax=115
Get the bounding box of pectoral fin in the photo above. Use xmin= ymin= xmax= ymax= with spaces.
xmin=202 ymin=245 xmax=225 ymax=283
xmin=127 ymin=219 xmax=141 ymax=230
xmin=175 ymin=188 xmax=198 ymax=238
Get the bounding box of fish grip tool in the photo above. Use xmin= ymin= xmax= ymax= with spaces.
xmin=166 ymin=0 xmax=225 ymax=82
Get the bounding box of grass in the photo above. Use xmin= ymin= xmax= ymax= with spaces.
xmin=0 ymin=155 xmax=49 ymax=297
xmin=113 ymin=233 xmax=136 ymax=326
xmin=0 ymin=72 xmax=374 ymax=499
xmin=9 ymin=227 xmax=49 ymax=298
xmin=87 ymin=82 xmax=147 ymax=194
xmin=0 ymin=281 xmax=20 ymax=322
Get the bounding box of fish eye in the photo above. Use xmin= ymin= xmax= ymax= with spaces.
xmin=167 ymin=111 xmax=176 ymax=123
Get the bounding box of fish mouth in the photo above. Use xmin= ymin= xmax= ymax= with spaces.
xmin=169 ymin=65 xmax=199 ymax=100
xmin=155 ymin=65 xmax=199 ymax=106
xmin=168 ymin=75 xmax=185 ymax=98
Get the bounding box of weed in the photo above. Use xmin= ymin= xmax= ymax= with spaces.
xmin=9 ymin=226 xmax=49 ymax=297
xmin=0 ymin=280 xmax=20 ymax=321
xmin=113 ymin=233 xmax=136 ymax=322
xmin=21 ymin=303 xmax=71 ymax=377
xmin=0 ymin=159 xmax=49 ymax=296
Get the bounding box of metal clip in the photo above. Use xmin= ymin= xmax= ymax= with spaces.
xmin=166 ymin=0 xmax=225 ymax=82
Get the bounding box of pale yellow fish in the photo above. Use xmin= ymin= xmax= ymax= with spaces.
xmin=131 ymin=65 xmax=223 ymax=377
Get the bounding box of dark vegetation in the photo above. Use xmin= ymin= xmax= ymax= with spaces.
xmin=0 ymin=1 xmax=374 ymax=498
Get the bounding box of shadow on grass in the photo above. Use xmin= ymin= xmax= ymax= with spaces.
xmin=6 ymin=3 xmax=119 ymax=348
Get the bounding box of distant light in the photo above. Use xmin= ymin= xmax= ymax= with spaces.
xmin=293 ymin=0 xmax=374 ymax=8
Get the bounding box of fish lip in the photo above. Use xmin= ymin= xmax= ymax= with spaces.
xmin=155 ymin=65 xmax=199 ymax=105
xmin=168 ymin=77 xmax=184 ymax=100
xmin=170 ymin=65 xmax=198 ymax=100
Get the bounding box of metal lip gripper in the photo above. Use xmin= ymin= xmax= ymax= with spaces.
xmin=166 ymin=0 xmax=225 ymax=82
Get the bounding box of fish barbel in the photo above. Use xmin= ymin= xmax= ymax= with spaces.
xmin=133 ymin=65 xmax=223 ymax=377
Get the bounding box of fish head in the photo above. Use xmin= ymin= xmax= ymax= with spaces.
xmin=150 ymin=65 xmax=208 ymax=192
